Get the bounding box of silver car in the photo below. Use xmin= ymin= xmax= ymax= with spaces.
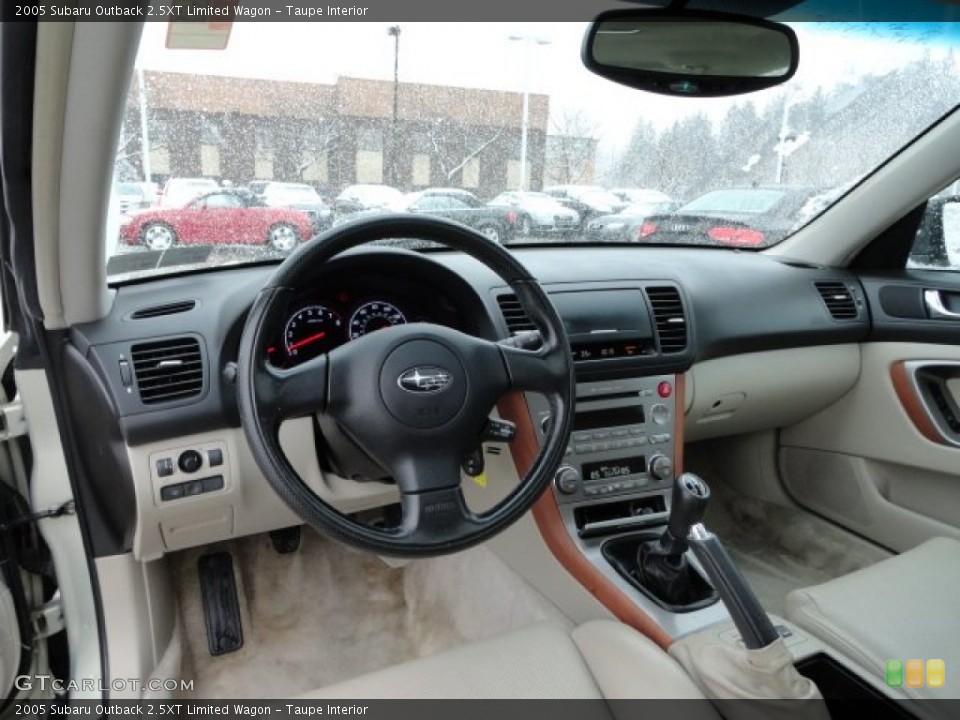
xmin=488 ymin=191 xmax=580 ymax=236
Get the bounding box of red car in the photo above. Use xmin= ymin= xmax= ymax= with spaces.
xmin=120 ymin=189 xmax=315 ymax=252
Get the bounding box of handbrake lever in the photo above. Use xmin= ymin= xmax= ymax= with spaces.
xmin=687 ymin=523 xmax=780 ymax=649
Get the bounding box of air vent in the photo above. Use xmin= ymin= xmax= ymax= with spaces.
xmin=815 ymin=282 xmax=859 ymax=320
xmin=131 ymin=337 xmax=204 ymax=405
xmin=646 ymin=286 xmax=687 ymax=354
xmin=497 ymin=294 xmax=536 ymax=334
xmin=130 ymin=300 xmax=196 ymax=319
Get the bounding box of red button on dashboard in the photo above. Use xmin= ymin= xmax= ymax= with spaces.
xmin=657 ymin=381 xmax=673 ymax=398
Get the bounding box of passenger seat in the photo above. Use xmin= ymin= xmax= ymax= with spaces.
xmin=786 ymin=536 xmax=960 ymax=700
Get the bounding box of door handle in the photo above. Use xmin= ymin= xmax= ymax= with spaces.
xmin=924 ymin=289 xmax=960 ymax=320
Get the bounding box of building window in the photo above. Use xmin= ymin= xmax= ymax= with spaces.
xmin=301 ymin=151 xmax=329 ymax=183
xmin=412 ymin=154 xmax=431 ymax=186
xmin=150 ymin=147 xmax=171 ymax=175
xmin=462 ymin=157 xmax=480 ymax=188
xmin=255 ymin=127 xmax=274 ymax=179
xmin=356 ymin=151 xmax=383 ymax=183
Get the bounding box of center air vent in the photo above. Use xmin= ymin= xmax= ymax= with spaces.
xmin=131 ymin=337 xmax=204 ymax=405
xmin=815 ymin=282 xmax=859 ymax=320
xmin=130 ymin=300 xmax=196 ymax=319
xmin=645 ymin=286 xmax=687 ymax=354
xmin=497 ymin=294 xmax=536 ymax=334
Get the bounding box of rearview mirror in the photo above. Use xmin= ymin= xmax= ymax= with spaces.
xmin=583 ymin=9 xmax=799 ymax=97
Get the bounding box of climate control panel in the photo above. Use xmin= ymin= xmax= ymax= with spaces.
xmin=529 ymin=375 xmax=678 ymax=505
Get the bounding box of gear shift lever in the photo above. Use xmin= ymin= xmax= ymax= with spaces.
xmin=635 ymin=474 xmax=713 ymax=607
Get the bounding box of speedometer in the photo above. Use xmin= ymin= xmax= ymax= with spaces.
xmin=284 ymin=305 xmax=343 ymax=362
xmin=349 ymin=301 xmax=407 ymax=340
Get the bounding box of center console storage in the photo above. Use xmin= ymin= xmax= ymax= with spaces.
xmin=795 ymin=654 xmax=919 ymax=718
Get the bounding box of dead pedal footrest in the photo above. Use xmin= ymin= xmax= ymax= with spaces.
xmin=198 ymin=551 xmax=244 ymax=655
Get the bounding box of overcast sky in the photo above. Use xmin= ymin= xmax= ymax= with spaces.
xmin=136 ymin=21 xmax=959 ymax=158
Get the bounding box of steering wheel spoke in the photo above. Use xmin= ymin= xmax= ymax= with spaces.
xmin=255 ymin=354 xmax=328 ymax=427
xmin=498 ymin=342 xmax=570 ymax=395
xmin=395 ymin=485 xmax=480 ymax=546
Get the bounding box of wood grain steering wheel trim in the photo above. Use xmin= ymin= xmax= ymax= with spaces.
xmin=496 ymin=374 xmax=686 ymax=651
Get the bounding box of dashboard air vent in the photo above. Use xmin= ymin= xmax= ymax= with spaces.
xmin=130 ymin=300 xmax=196 ymax=319
xmin=646 ymin=286 xmax=687 ymax=354
xmin=131 ymin=337 xmax=204 ymax=405
xmin=497 ymin=294 xmax=536 ymax=334
xmin=815 ymin=282 xmax=858 ymax=320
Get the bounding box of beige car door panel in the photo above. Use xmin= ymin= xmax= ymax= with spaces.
xmin=781 ymin=341 xmax=960 ymax=552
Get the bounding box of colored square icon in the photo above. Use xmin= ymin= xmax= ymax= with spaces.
xmin=886 ymin=660 xmax=904 ymax=687
xmin=906 ymin=659 xmax=925 ymax=688
xmin=927 ymin=660 xmax=945 ymax=688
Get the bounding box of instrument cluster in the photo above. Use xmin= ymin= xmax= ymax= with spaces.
xmin=267 ymin=275 xmax=462 ymax=367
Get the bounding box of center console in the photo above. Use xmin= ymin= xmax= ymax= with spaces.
xmin=528 ymin=375 xmax=677 ymax=533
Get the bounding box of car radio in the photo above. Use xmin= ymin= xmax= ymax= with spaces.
xmin=528 ymin=375 xmax=677 ymax=506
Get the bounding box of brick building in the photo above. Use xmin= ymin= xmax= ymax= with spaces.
xmin=120 ymin=71 xmax=557 ymax=198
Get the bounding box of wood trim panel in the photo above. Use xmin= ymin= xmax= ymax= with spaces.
xmin=890 ymin=361 xmax=945 ymax=445
xmin=497 ymin=379 xmax=685 ymax=651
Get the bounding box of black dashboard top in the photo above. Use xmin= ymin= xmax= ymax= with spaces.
xmin=74 ymin=245 xmax=868 ymax=445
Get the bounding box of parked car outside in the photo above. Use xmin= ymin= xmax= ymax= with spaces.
xmin=609 ymin=188 xmax=672 ymax=207
xmin=119 ymin=188 xmax=314 ymax=252
xmin=116 ymin=181 xmax=154 ymax=213
xmin=488 ymin=191 xmax=580 ymax=236
xmin=334 ymin=184 xmax=405 ymax=219
xmin=260 ymin=182 xmax=333 ymax=233
xmin=585 ymin=199 xmax=680 ymax=242
xmin=638 ymin=186 xmax=819 ymax=248
xmin=158 ymin=177 xmax=220 ymax=208
xmin=344 ymin=189 xmax=517 ymax=244
xmin=247 ymin=180 xmax=272 ymax=197
xmin=543 ymin=185 xmax=628 ymax=229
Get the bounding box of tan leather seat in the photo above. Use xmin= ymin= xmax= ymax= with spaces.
xmin=787 ymin=536 xmax=960 ymax=701
xmin=299 ymin=619 xmax=717 ymax=708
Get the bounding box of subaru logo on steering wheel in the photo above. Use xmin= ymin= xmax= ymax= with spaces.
xmin=398 ymin=366 xmax=454 ymax=394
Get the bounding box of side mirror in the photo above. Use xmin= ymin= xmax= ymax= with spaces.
xmin=912 ymin=196 xmax=960 ymax=268
xmin=583 ymin=9 xmax=799 ymax=97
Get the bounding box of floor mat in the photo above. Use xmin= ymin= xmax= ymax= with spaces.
xmin=704 ymin=483 xmax=892 ymax=616
xmin=174 ymin=529 xmax=566 ymax=698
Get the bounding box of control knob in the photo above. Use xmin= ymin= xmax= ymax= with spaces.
xmin=554 ymin=465 xmax=580 ymax=495
xmin=648 ymin=454 xmax=673 ymax=482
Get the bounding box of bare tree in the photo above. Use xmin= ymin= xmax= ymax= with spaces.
xmin=546 ymin=109 xmax=599 ymax=185
xmin=425 ymin=118 xmax=503 ymax=184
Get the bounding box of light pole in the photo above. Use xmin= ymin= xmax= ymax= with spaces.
xmin=387 ymin=25 xmax=401 ymax=187
xmin=137 ymin=67 xmax=152 ymax=183
xmin=508 ymin=34 xmax=551 ymax=191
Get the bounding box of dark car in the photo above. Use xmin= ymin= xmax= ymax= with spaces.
xmin=344 ymin=189 xmax=518 ymax=244
xmin=585 ymin=199 xmax=679 ymax=242
xmin=119 ymin=189 xmax=314 ymax=253
xmin=638 ymin=186 xmax=818 ymax=248
xmin=260 ymin=182 xmax=333 ymax=233
xmin=543 ymin=185 xmax=627 ymax=230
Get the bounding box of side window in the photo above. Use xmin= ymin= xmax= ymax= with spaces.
xmin=910 ymin=185 xmax=960 ymax=270
xmin=202 ymin=193 xmax=243 ymax=209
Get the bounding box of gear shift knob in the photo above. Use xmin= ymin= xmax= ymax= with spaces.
xmin=667 ymin=473 xmax=711 ymax=544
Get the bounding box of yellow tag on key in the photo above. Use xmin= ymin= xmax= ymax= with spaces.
xmin=473 ymin=471 xmax=488 ymax=488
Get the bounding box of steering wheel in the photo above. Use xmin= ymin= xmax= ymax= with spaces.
xmin=237 ymin=215 xmax=574 ymax=557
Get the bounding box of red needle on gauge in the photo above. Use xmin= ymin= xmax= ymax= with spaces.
xmin=287 ymin=331 xmax=327 ymax=351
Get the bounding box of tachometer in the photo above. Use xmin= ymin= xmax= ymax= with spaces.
xmin=284 ymin=305 xmax=343 ymax=362
xmin=349 ymin=301 xmax=407 ymax=340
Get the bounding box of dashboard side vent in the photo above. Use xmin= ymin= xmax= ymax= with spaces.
xmin=131 ymin=337 xmax=204 ymax=405
xmin=815 ymin=282 xmax=858 ymax=320
xmin=130 ymin=300 xmax=196 ymax=319
xmin=497 ymin=294 xmax=536 ymax=334
xmin=646 ymin=286 xmax=687 ymax=354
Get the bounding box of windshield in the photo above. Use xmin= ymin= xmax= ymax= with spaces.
xmin=108 ymin=21 xmax=960 ymax=280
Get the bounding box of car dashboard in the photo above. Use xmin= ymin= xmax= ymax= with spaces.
xmin=67 ymin=243 xmax=872 ymax=561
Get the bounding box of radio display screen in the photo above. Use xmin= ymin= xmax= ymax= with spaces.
xmin=573 ymin=405 xmax=645 ymax=431
xmin=582 ymin=456 xmax=647 ymax=482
